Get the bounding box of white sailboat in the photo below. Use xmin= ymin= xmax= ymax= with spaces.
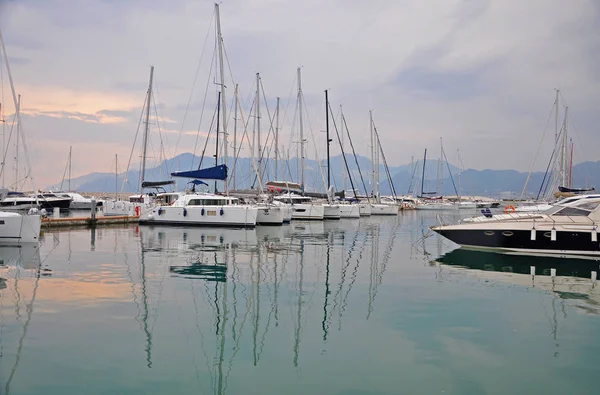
xmin=0 ymin=28 xmax=41 ymax=243
xmin=369 ymin=111 xmax=397 ymax=216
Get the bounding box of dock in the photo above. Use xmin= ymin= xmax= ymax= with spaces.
xmin=42 ymin=215 xmax=140 ymax=229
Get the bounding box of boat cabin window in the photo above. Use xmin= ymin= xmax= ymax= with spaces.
xmin=552 ymin=207 xmax=593 ymax=217
xmin=187 ymin=198 xmax=235 ymax=206
xmin=575 ymin=201 xmax=600 ymax=211
xmin=129 ymin=196 xmax=145 ymax=203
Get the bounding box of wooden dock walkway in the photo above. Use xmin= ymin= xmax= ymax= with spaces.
xmin=42 ymin=215 xmax=140 ymax=228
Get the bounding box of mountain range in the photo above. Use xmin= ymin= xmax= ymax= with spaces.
xmin=46 ymin=152 xmax=599 ymax=198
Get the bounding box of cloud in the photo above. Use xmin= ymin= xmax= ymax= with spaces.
xmin=1 ymin=0 xmax=599 ymax=188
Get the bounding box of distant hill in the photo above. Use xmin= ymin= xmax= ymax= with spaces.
xmin=46 ymin=152 xmax=599 ymax=198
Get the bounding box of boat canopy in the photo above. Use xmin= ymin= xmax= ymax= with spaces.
xmin=171 ymin=165 xmax=228 ymax=181
xmin=558 ymin=186 xmax=596 ymax=194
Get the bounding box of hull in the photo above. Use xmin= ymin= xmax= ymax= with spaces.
xmin=416 ymin=203 xmax=456 ymax=211
xmin=371 ymin=204 xmax=398 ymax=216
xmin=38 ymin=198 xmax=72 ymax=211
xmin=256 ymin=206 xmax=284 ymax=225
xmin=0 ymin=212 xmax=41 ymax=244
xmin=359 ymin=203 xmax=372 ymax=216
xmin=433 ymin=223 xmax=600 ymax=256
xmin=291 ymin=204 xmax=324 ymax=220
xmin=323 ymin=204 xmax=341 ymax=220
xmin=70 ymin=200 xmax=102 ymax=210
xmin=339 ymin=204 xmax=360 ymax=218
xmin=103 ymin=200 xmax=154 ymax=216
xmin=140 ymin=205 xmax=258 ymax=227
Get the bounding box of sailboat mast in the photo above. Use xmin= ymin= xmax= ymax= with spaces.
xmin=214 ymin=91 xmax=221 ymax=193
xmin=0 ymin=102 xmax=4 ymax=188
xmin=420 ymin=149 xmax=427 ymax=197
xmin=569 ymin=139 xmax=574 ymax=188
xmin=554 ymin=89 xmax=559 ymax=189
xmin=562 ymin=106 xmax=569 ymax=187
xmin=140 ymin=65 xmax=154 ymax=193
xmin=325 ymin=89 xmax=331 ymax=189
xmin=15 ymin=94 xmax=20 ymax=191
xmin=256 ymin=73 xmax=262 ymax=184
xmin=369 ymin=110 xmax=378 ymax=201
xmin=275 ymin=97 xmax=280 ymax=180
xmin=115 ymin=154 xmax=118 ymax=202
xmin=297 ymin=67 xmax=305 ymax=190
xmin=215 ymin=3 xmax=228 ymax=194
xmin=233 ymin=83 xmax=238 ymax=190
xmin=341 ymin=105 xmax=347 ymax=193
xmin=68 ymin=145 xmax=72 ymax=191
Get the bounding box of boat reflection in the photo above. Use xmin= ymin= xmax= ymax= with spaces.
xmin=436 ymin=248 xmax=600 ymax=278
xmin=170 ymin=263 xmax=227 ymax=282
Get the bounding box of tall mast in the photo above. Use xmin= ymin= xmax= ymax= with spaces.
xmin=140 ymin=65 xmax=154 ymax=193
xmin=215 ymin=3 xmax=228 ymax=194
xmin=554 ymin=89 xmax=559 ymax=189
xmin=325 ymin=89 xmax=331 ymax=189
xmin=214 ymin=91 xmax=221 ymax=193
xmin=68 ymin=145 xmax=72 ymax=191
xmin=369 ymin=110 xmax=377 ymax=201
xmin=562 ymin=106 xmax=569 ymax=187
xmin=232 ymin=83 xmax=238 ymax=190
xmin=275 ymin=97 xmax=280 ymax=180
xmin=15 ymin=94 xmax=20 ymax=191
xmin=420 ymin=149 xmax=427 ymax=197
xmin=297 ymin=67 xmax=305 ymax=190
xmin=256 ymin=72 xmax=262 ymax=184
xmin=115 ymin=154 xmax=118 ymax=201
xmin=438 ymin=137 xmax=444 ymax=195
xmin=341 ymin=105 xmax=347 ymax=193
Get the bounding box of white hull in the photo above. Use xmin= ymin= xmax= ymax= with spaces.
xmin=359 ymin=203 xmax=372 ymax=216
xmin=70 ymin=201 xmax=100 ymax=210
xmin=291 ymin=204 xmax=324 ymax=220
xmin=416 ymin=203 xmax=456 ymax=211
xmin=256 ymin=206 xmax=284 ymax=225
xmin=0 ymin=212 xmax=41 ymax=244
xmin=339 ymin=204 xmax=360 ymax=218
xmin=103 ymin=200 xmax=154 ymax=216
xmin=371 ymin=204 xmax=398 ymax=216
xmin=323 ymin=204 xmax=341 ymax=220
xmin=140 ymin=205 xmax=258 ymax=227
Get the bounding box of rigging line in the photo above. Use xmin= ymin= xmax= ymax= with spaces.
xmin=328 ymin=103 xmax=358 ymax=199
xmin=373 ymin=123 xmax=398 ymax=199
xmin=342 ymin=113 xmax=370 ymax=199
xmin=520 ymin=98 xmax=558 ymax=199
xmin=441 ymin=146 xmax=459 ymax=197
xmin=229 ymin=95 xmax=255 ymax=188
xmin=250 ymin=79 xmax=278 ymax=187
xmin=122 ymin=88 xmax=148 ymax=193
xmin=197 ymin=100 xmax=218 ymax=171
xmin=0 ymin=107 xmax=17 ymax=182
xmin=300 ymin=91 xmax=327 ymax=192
xmin=174 ymin=12 xmax=215 ymax=159
xmin=190 ymin=35 xmax=218 ymax=170
xmin=536 ymin=131 xmax=561 ymax=200
xmin=151 ymin=84 xmax=170 ymax=180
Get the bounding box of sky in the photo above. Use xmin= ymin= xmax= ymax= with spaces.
xmin=0 ymin=0 xmax=599 ymax=189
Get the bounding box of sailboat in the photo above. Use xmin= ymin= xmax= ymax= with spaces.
xmin=139 ymin=5 xmax=258 ymax=228
xmin=368 ymin=112 xmax=397 ymax=216
xmin=104 ymin=66 xmax=177 ymax=217
xmin=0 ymin=28 xmax=41 ymax=244
xmin=272 ymin=68 xmax=325 ymax=220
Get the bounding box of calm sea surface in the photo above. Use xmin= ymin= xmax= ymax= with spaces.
xmin=1 ymin=211 xmax=599 ymax=394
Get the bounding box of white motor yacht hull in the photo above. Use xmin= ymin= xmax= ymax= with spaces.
xmin=140 ymin=205 xmax=258 ymax=227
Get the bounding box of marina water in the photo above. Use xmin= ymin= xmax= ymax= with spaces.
xmin=1 ymin=211 xmax=599 ymax=394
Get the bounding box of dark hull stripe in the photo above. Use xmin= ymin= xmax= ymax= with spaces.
xmin=436 ymin=228 xmax=600 ymax=254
